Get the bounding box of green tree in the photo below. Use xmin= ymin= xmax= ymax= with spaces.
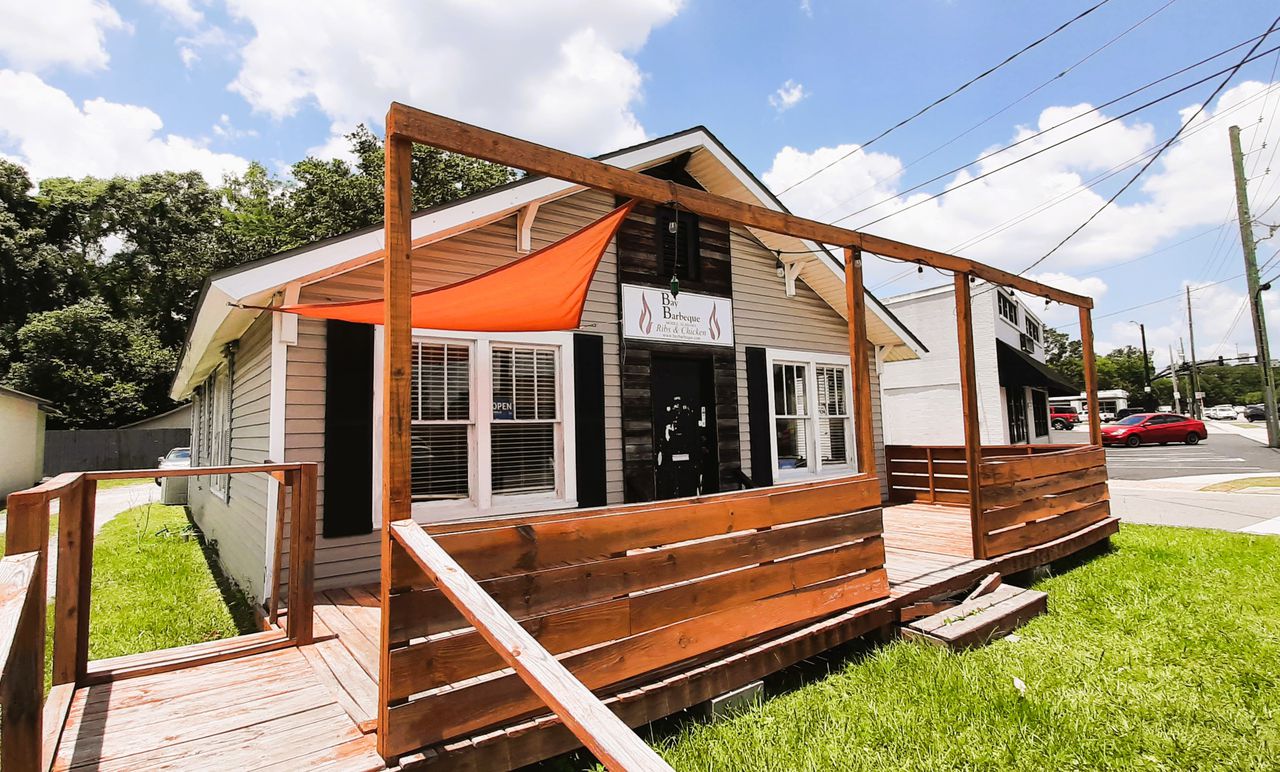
xmin=6 ymin=299 xmax=176 ymax=428
xmin=1044 ymin=326 xmax=1083 ymax=388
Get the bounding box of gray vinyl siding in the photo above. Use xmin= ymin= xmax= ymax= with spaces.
xmin=730 ymin=228 xmax=889 ymax=498
xmin=291 ymin=189 xmax=622 ymax=590
xmin=187 ymin=312 xmax=273 ymax=602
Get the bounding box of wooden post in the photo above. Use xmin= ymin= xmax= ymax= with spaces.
xmin=953 ymin=274 xmax=986 ymax=560
xmin=269 ymin=472 xmax=287 ymax=625
xmin=2 ymin=494 xmax=47 ymax=770
xmin=1078 ymin=306 xmax=1102 ymax=446
xmin=844 ymin=247 xmax=876 ymax=476
xmin=52 ymin=475 xmax=93 ymax=685
xmin=378 ymin=123 xmax=415 ymax=761
xmin=286 ymin=465 xmax=317 ymax=645
xmin=926 ymin=447 xmax=936 ymax=503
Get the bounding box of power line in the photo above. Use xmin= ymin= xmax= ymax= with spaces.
xmin=841 ymin=39 xmax=1280 ymax=230
xmin=775 ymin=0 xmax=1114 ymax=195
xmin=1021 ymin=16 xmax=1280 ymax=273
xmin=870 ymin=81 xmax=1280 ymax=293
xmin=1054 ymin=272 xmax=1248 ymax=330
xmin=810 ymin=0 xmax=1180 ymax=222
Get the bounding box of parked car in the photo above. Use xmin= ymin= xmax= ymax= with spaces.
xmin=1100 ymin=413 xmax=1207 ymax=447
xmin=1204 ymin=404 xmax=1238 ymax=420
xmin=1050 ymin=407 xmax=1078 ymax=430
xmin=156 ymin=446 xmax=191 ymax=505
xmin=1244 ymin=404 xmax=1267 ymax=422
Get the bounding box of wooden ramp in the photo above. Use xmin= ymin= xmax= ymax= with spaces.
xmin=902 ymin=584 xmax=1048 ymax=650
xmin=51 ymin=648 xmax=382 ymax=771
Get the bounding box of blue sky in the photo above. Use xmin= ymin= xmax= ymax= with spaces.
xmin=2 ymin=0 xmax=1279 ymax=369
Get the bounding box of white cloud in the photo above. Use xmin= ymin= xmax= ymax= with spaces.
xmin=770 ymin=82 xmax=1280 ymax=269
xmin=0 ymin=0 xmax=126 ymax=72
xmin=769 ymin=79 xmax=808 ymax=112
xmin=211 ymin=113 xmax=257 ymax=141
xmin=1109 ymin=279 xmax=1280 ymax=370
xmin=799 ymin=1 xmax=813 ymax=17
xmin=0 ymin=70 xmax=248 ymax=184
xmin=146 ymin=0 xmax=204 ymax=28
xmin=180 ymin=46 xmax=199 ymax=67
xmin=225 ymin=0 xmax=682 ymax=155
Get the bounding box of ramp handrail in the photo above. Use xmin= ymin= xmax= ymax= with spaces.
xmin=0 ymin=551 xmax=43 ymax=772
xmin=389 ymin=520 xmax=673 ymax=772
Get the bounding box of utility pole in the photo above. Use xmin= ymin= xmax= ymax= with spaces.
xmin=1131 ymin=320 xmax=1152 ymax=408
xmin=1185 ymin=286 xmax=1202 ymax=419
xmin=1169 ymin=344 xmax=1181 ymax=413
xmin=1229 ymin=124 xmax=1280 ymax=447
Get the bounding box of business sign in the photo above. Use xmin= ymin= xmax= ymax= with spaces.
xmin=621 ymin=284 xmax=734 ymax=347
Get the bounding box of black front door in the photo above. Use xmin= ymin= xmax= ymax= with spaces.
xmin=651 ymin=356 xmax=718 ymax=499
xmin=1007 ymin=387 xmax=1029 ymax=444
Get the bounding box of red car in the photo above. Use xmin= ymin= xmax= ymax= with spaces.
xmin=1100 ymin=413 xmax=1207 ymax=447
xmin=1050 ymin=407 xmax=1079 ymax=430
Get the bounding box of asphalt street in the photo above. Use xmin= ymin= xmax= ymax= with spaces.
xmin=1102 ymin=430 xmax=1280 ymax=481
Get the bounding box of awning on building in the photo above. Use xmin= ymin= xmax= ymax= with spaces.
xmin=252 ymin=200 xmax=635 ymax=332
xmin=996 ymin=339 xmax=1078 ymax=396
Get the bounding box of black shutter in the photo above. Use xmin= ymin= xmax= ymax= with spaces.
xmin=323 ymin=320 xmax=374 ymax=537
xmin=745 ymin=346 xmax=774 ymax=487
xmin=573 ymin=333 xmax=608 ymax=507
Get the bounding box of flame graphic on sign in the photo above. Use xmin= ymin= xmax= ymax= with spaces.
xmin=709 ymin=304 xmax=720 ymax=340
xmin=639 ymin=293 xmax=653 ymax=334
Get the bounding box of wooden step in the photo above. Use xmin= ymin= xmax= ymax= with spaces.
xmin=900 ymin=584 xmax=1046 ymax=650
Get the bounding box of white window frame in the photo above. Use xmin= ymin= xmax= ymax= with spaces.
xmin=764 ymin=348 xmax=856 ymax=482
xmin=372 ymin=327 xmax=576 ymax=525
xmin=997 ymin=291 xmax=1020 ymax=327
xmin=208 ymin=364 xmax=231 ymax=501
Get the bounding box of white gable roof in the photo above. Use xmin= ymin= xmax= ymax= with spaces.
xmin=172 ymin=127 xmax=923 ymax=399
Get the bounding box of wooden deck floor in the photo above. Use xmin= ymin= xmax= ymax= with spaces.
xmin=46 ymin=505 xmax=1117 ymax=771
xmin=51 ymin=647 xmax=383 ymax=771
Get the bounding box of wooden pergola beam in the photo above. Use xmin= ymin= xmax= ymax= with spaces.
xmin=385 ymin=103 xmax=1094 ymax=309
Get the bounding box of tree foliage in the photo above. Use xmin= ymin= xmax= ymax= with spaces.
xmin=1046 ymin=326 xmax=1275 ymax=410
xmin=0 ymin=126 xmax=514 ymax=428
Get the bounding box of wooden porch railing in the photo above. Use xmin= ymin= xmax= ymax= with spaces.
xmin=0 ymin=551 xmax=44 ymax=771
xmin=0 ymin=462 xmax=317 ymax=772
xmin=378 ymin=475 xmax=888 ymax=767
xmin=391 ymin=520 xmax=672 ymax=771
xmin=886 ymin=444 xmax=1111 ymax=559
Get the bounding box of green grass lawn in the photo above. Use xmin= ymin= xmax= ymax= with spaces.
xmin=657 ymin=525 xmax=1280 ymax=771
xmin=1202 ymin=476 xmax=1280 ymax=493
xmin=82 ymin=502 xmax=257 ymax=660
xmin=94 ymin=477 xmax=155 ymax=490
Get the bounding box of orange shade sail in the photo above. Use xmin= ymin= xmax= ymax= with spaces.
xmin=261 ymin=200 xmax=635 ymax=332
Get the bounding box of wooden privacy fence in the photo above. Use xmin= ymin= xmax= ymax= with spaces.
xmin=0 ymin=463 xmax=317 ymax=772
xmin=886 ymin=444 xmax=1111 ymax=560
xmin=379 ymin=475 xmax=888 ymax=763
xmin=978 ymin=446 xmax=1110 ymax=558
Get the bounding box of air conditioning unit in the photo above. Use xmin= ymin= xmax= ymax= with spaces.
xmin=1020 ymin=333 xmax=1036 ymax=355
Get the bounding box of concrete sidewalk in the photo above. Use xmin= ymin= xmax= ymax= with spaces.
xmin=1109 ymin=475 xmax=1280 ymax=533
xmin=1207 ymin=420 xmax=1270 ymax=445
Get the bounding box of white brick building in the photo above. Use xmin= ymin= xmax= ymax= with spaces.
xmin=879 ymin=281 xmax=1077 ymax=446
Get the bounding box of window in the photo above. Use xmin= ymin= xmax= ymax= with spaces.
xmin=1007 ymin=387 xmax=1028 ymax=444
xmin=998 ymin=292 xmax=1019 ymax=325
xmin=410 ymin=341 xmax=471 ymax=501
xmin=382 ymin=330 xmax=575 ymax=523
xmin=1024 ymin=316 xmax=1041 ymax=342
xmin=490 ymin=346 xmax=558 ymax=495
xmin=655 ymin=206 xmax=700 ymax=280
xmin=206 ymin=365 xmax=231 ymax=499
xmin=816 ymin=366 xmax=850 ymax=465
xmin=767 ymin=350 xmax=855 ymax=479
xmin=773 ymin=363 xmax=809 ymax=471
xmin=1032 ymin=390 xmax=1049 ymax=437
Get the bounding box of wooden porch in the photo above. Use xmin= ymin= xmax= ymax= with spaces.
xmin=30 ymin=483 xmax=1116 ymax=772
